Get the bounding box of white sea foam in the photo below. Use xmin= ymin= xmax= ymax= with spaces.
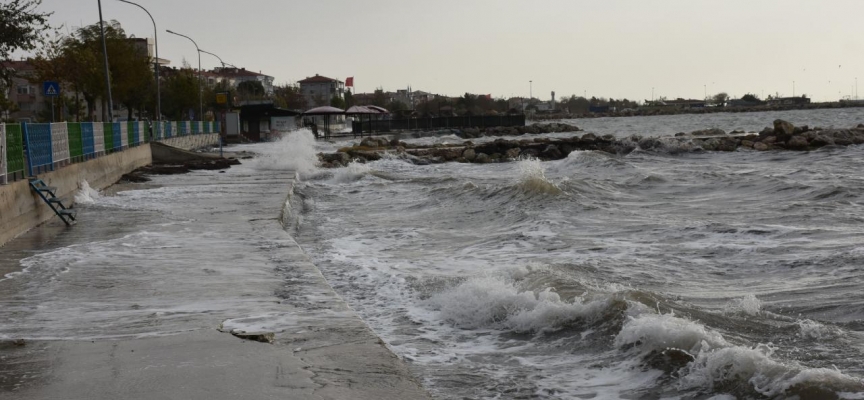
xmin=796 ymin=318 xmax=843 ymax=340
xmin=425 ymin=273 xmax=611 ymax=333
xmin=253 ymin=129 xmax=320 ymax=178
xmin=614 ymin=312 xmax=729 ymax=354
xmin=724 ymin=293 xmax=763 ymax=316
xmin=516 ymin=157 xmax=562 ymax=195
xmin=74 ymin=179 xmax=101 ymax=205
xmin=679 ymin=344 xmax=863 ymax=397
xmin=332 ymin=160 xmax=371 ymax=183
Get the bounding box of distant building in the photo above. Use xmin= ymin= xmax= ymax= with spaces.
xmin=206 ymin=67 xmax=275 ymax=95
xmin=766 ymin=96 xmax=811 ymax=106
xmin=661 ymin=98 xmax=706 ymax=109
xmin=298 ymin=74 xmax=344 ymax=108
xmin=1 ymin=60 xmax=44 ymax=122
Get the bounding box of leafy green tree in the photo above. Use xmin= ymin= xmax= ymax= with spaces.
xmin=161 ymin=67 xmax=199 ymax=120
xmin=330 ymin=96 xmax=345 ymax=109
xmin=371 ymin=89 xmax=386 ymax=107
xmin=741 ymin=93 xmax=760 ymax=102
xmin=711 ymin=92 xmax=729 ymax=106
xmin=386 ymin=100 xmax=407 ymax=112
xmin=237 ymin=80 xmax=265 ymax=97
xmin=272 ymin=83 xmax=304 ymax=110
xmin=343 ymin=90 xmax=353 ymax=108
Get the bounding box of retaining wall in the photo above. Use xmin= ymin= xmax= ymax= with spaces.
xmin=0 ymin=144 xmax=152 ymax=247
xmin=159 ymin=134 xmax=220 ymax=151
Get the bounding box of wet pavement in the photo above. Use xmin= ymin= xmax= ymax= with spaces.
xmin=0 ymin=158 xmax=429 ymax=399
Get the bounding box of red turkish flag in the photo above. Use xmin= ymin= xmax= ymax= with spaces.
xmin=346 ymin=77 xmax=354 ymax=87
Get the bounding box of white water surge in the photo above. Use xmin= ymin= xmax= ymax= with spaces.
xmin=294 ymin=110 xmax=864 ymax=399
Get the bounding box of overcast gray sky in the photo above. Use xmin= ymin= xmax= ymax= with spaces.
xmin=28 ymin=0 xmax=864 ymax=101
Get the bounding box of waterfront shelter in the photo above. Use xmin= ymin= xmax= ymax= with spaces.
xmin=302 ymin=106 xmax=345 ymax=139
xmin=239 ymin=102 xmax=301 ymax=141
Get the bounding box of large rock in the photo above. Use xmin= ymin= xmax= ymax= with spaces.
xmin=809 ymin=135 xmax=835 ymax=147
xmin=691 ymin=128 xmax=726 ymax=137
xmin=581 ymin=133 xmax=597 ymax=143
xmin=462 ymin=148 xmax=476 ymax=161
xmin=773 ymin=119 xmax=795 ymax=139
xmin=753 ymin=142 xmax=769 ymax=151
xmin=474 ymin=152 xmax=492 ymax=163
xmin=505 ymin=148 xmax=521 ymax=159
xmin=540 ymin=145 xmax=562 ymax=159
xmin=786 ymin=135 xmax=809 ymax=150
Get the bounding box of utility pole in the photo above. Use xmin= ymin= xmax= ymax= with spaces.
xmin=167 ymin=30 xmax=203 ymax=120
xmin=97 ymin=0 xmax=114 ymax=122
xmin=529 ymin=80 xmax=533 ymax=99
xmin=118 ymin=0 xmax=160 ymax=125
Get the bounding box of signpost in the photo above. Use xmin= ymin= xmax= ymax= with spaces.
xmin=43 ymin=81 xmax=60 ymax=122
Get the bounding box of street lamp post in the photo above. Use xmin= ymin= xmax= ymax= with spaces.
xmin=97 ymin=0 xmax=114 ymax=122
xmin=117 ymin=0 xmax=160 ymax=126
xmin=166 ymin=29 xmax=203 ymax=120
xmin=529 ymin=80 xmax=533 ymax=99
xmin=199 ymin=50 xmax=238 ymax=71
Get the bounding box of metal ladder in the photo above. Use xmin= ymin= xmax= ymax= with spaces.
xmin=29 ymin=179 xmax=76 ymax=226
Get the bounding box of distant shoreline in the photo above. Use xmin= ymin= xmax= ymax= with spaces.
xmin=531 ymin=102 xmax=864 ymax=120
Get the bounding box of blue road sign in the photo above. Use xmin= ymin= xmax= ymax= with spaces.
xmin=43 ymin=81 xmax=60 ymax=97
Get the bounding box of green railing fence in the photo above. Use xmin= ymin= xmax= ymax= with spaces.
xmin=1 ymin=120 xmax=220 ymax=184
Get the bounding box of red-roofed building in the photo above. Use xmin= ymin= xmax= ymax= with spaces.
xmin=298 ymin=74 xmax=344 ymax=108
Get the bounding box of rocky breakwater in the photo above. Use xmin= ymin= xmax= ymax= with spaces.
xmin=458 ymin=122 xmax=580 ymax=138
xmin=318 ymin=120 xmax=864 ymax=167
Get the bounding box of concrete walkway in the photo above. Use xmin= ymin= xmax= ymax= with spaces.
xmin=0 ymin=163 xmax=430 ymax=399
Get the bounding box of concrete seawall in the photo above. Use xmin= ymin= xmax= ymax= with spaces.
xmin=159 ymin=133 xmax=220 ymax=151
xmin=0 ymin=162 xmax=432 ymax=399
xmin=0 ymin=144 xmax=152 ymax=247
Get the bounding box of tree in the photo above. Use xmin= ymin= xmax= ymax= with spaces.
xmin=330 ymin=96 xmax=345 ymax=109
xmin=386 ymin=100 xmax=407 ymax=112
xmin=0 ymin=0 xmax=51 ymax=115
xmin=343 ymin=90 xmax=353 ymax=108
xmin=237 ymin=80 xmax=265 ymax=98
xmin=272 ymin=83 xmax=305 ymax=110
xmin=371 ymin=89 xmax=386 ymax=107
xmin=711 ymin=92 xmax=729 ymax=106
xmin=741 ymin=93 xmax=760 ymax=102
xmin=161 ymin=67 xmax=199 ymax=120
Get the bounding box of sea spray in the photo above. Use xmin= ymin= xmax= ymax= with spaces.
xmin=425 ymin=272 xmax=612 ymax=333
xmin=516 ymin=157 xmax=562 ymax=195
xmin=254 ymin=129 xmax=320 ymax=179
xmin=74 ymin=180 xmax=101 ymax=205
xmin=332 ymin=160 xmax=371 ymax=183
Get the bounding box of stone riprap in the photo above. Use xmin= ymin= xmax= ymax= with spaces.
xmin=319 ymin=120 xmax=864 ymax=167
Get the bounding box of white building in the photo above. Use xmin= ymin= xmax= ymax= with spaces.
xmin=298 ymin=74 xmax=344 ymax=109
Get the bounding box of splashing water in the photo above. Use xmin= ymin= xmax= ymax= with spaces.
xmin=332 ymin=160 xmax=371 ymax=183
xmin=74 ymin=180 xmax=101 ymax=205
xmin=516 ymin=157 xmax=562 ymax=195
xmin=724 ymin=293 xmax=763 ymax=316
xmin=254 ymin=129 xmax=320 ymax=179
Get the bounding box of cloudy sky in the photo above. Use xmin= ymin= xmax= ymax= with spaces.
xmin=27 ymin=0 xmax=864 ymax=101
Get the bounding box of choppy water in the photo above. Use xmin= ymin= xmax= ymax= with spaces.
xmin=295 ymin=110 xmax=864 ymax=399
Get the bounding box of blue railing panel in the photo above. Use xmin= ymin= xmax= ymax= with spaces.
xmin=25 ymin=123 xmax=54 ymax=175
xmin=81 ymin=122 xmax=95 ymax=158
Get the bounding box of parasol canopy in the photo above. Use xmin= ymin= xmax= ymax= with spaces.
xmin=345 ymin=106 xmax=377 ymax=115
xmin=303 ymin=106 xmax=345 ymax=115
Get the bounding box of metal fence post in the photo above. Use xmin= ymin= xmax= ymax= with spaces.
xmin=0 ymin=123 xmax=6 ymax=184
xmin=22 ymin=123 xmax=33 ymax=177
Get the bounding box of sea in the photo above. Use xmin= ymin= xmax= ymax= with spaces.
xmin=2 ymin=107 xmax=863 ymax=399
xmin=294 ymin=108 xmax=864 ymax=399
